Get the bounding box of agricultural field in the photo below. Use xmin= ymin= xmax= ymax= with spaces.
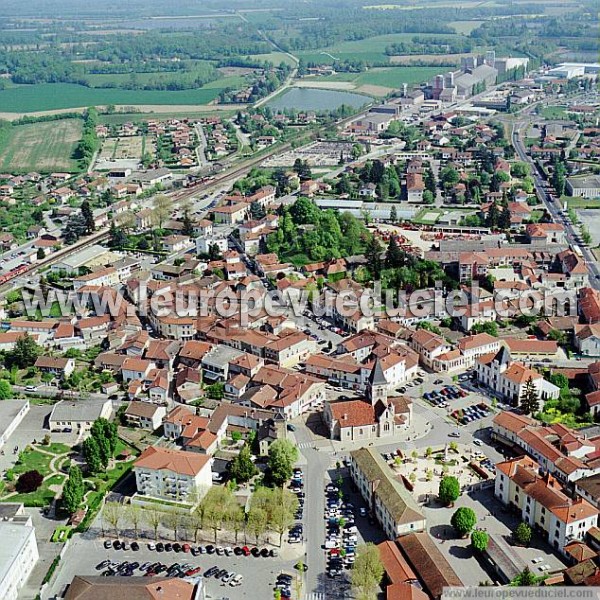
xmin=0 ymin=119 xmax=82 ymax=173
xmin=448 ymin=20 xmax=486 ymax=34
xmin=249 ymin=51 xmax=297 ymax=67
xmin=296 ymin=32 xmax=465 ymax=66
xmin=0 ymin=83 xmax=229 ymax=113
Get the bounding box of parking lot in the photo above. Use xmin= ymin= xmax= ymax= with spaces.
xmin=44 ymin=535 xmax=298 ymax=600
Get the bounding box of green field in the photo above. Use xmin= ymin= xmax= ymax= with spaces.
xmin=0 ymin=83 xmax=229 ymax=113
xmin=354 ymin=66 xmax=443 ymax=87
xmin=296 ymin=32 xmax=462 ymax=66
xmin=249 ymin=51 xmax=297 ymax=67
xmin=448 ymin=20 xmax=485 ymax=34
xmin=0 ymin=119 xmax=82 ymax=172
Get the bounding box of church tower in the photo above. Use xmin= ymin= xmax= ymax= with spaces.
xmin=366 ymin=357 xmax=388 ymax=406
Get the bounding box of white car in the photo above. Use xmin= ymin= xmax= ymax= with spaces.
xmin=230 ymin=574 xmax=243 ymax=587
xmin=473 ymin=440 xmax=483 ymax=447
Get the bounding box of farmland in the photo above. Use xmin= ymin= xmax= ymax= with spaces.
xmin=0 ymin=82 xmax=230 ymax=113
xmin=0 ymin=119 xmax=82 ymax=173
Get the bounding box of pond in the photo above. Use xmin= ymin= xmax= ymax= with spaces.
xmin=266 ymin=87 xmax=370 ymax=112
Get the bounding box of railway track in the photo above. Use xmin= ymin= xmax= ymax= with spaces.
xmin=0 ymin=137 xmax=303 ymax=296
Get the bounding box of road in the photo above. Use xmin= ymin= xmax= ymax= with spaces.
xmin=510 ymin=118 xmax=600 ymax=290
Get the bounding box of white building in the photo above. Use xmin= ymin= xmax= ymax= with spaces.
xmin=475 ymin=347 xmax=559 ymax=406
xmin=495 ymin=456 xmax=598 ymax=556
xmin=48 ymin=399 xmax=112 ymax=434
xmin=196 ymin=235 xmax=228 ymax=255
xmin=133 ymin=446 xmax=213 ymax=503
xmin=0 ymin=521 xmax=38 ymax=600
xmin=0 ymin=401 xmax=29 ymax=450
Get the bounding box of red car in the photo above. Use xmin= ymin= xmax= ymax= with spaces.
xmin=182 ymin=544 xmax=191 ymax=553
xmin=241 ymin=546 xmax=251 ymax=556
xmin=185 ymin=567 xmax=202 ymax=576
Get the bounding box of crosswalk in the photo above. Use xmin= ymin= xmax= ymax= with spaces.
xmin=297 ymin=441 xmax=314 ymax=450
xmin=305 ymin=593 xmax=326 ymax=600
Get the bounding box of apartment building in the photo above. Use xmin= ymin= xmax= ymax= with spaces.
xmin=133 ymin=446 xmax=213 ymax=503
xmin=350 ymin=447 xmax=425 ymax=540
xmin=495 ymin=456 xmax=598 ymax=555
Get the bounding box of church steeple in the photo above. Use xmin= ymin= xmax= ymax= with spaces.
xmin=367 ymin=357 xmax=388 ymax=406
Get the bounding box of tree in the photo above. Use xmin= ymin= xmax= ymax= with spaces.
xmin=351 ymin=543 xmax=384 ymax=600
xmin=182 ymin=210 xmax=195 ymax=237
xmin=549 ymin=373 xmax=569 ymax=391
xmin=6 ymin=333 xmax=41 ymax=369
xmin=470 ymin=530 xmax=489 ymax=553
xmin=519 ymin=377 xmax=540 ymax=415
xmin=82 ymin=436 xmax=103 ymax=473
xmin=514 ymin=522 xmax=532 ymax=546
xmin=151 ymin=194 xmax=170 ymax=229
xmin=385 ymin=236 xmax=404 ymax=269
xmin=511 ymin=567 xmax=538 ymax=586
xmin=108 ymin=222 xmax=128 ymax=249
xmin=389 ymin=205 xmax=398 ymax=224
xmin=127 ymin=504 xmax=143 ymax=539
xmin=451 ymin=507 xmax=477 ymax=537
xmin=202 ymin=486 xmax=231 ymax=543
xmin=247 ymin=505 xmax=267 ymax=546
xmin=102 ymin=501 xmax=124 ymax=538
xmin=0 ymin=380 xmax=12 ymax=400
xmin=229 ymin=444 xmax=258 ymax=484
xmin=226 ymin=502 xmax=246 ymax=544
xmin=162 ymin=509 xmax=180 ymax=541
xmin=16 ymin=470 xmax=43 ymax=493
xmin=365 ymin=234 xmax=383 ymax=280
xmin=269 ymin=488 xmax=299 ymax=547
xmin=62 ymin=464 xmax=84 ymax=515
xmin=422 ymin=189 xmax=435 ymax=204
xmin=144 ymin=508 xmax=164 ymax=540
xmin=268 ymin=439 xmax=299 ymax=487
xmin=438 ymin=476 xmax=460 ymax=506
xmin=81 ymin=200 xmax=95 ymax=234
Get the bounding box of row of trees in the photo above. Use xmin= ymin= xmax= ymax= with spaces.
xmin=101 ymin=484 xmax=298 ymax=547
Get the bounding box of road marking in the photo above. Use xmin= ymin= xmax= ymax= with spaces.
xmin=305 ymin=593 xmax=326 ymax=600
xmin=298 ymin=442 xmax=314 ymax=449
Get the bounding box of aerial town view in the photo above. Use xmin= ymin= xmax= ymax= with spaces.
xmin=0 ymin=0 xmax=598 ymax=598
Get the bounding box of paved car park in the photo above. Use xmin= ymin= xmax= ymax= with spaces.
xmin=44 ymin=535 xmax=297 ymax=600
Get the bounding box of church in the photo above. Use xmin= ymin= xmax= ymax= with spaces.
xmin=323 ymin=358 xmax=412 ymax=442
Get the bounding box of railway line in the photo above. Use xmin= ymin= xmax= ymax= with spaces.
xmin=0 ymin=136 xmax=308 ymax=296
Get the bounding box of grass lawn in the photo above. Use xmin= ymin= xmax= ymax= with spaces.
xmin=0 ymin=119 xmax=82 ymax=173
xmin=0 ymin=83 xmax=227 ymax=113
xmin=6 ymin=487 xmax=57 ymax=507
xmin=540 ymin=105 xmax=568 ymax=120
xmin=564 ymin=197 xmax=600 ymax=209
xmin=41 ymin=442 xmax=71 ymax=456
xmin=12 ymin=448 xmax=53 ymax=476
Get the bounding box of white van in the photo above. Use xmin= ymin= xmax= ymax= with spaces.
xmin=325 ymin=539 xmax=338 ymax=549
